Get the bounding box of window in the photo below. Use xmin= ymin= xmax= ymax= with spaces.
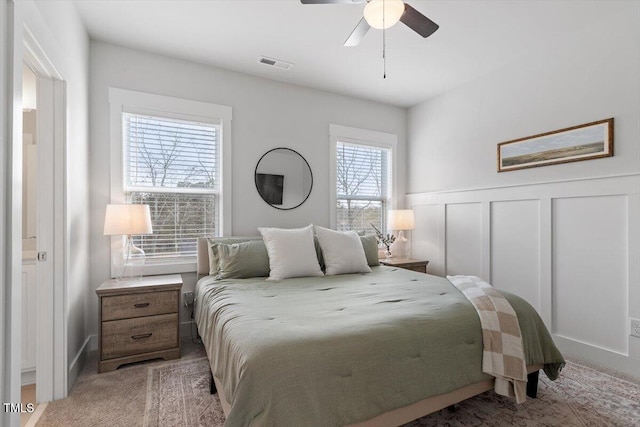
xmin=110 ymin=88 xmax=232 ymax=273
xmin=330 ymin=125 xmax=397 ymax=235
xmin=124 ymin=113 xmax=219 ymax=258
xmin=336 ymin=142 xmax=390 ymax=233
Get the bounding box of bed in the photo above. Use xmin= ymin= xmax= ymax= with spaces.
xmin=194 ymin=237 xmax=564 ymax=427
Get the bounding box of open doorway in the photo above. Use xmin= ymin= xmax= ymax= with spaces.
xmin=18 ymin=51 xmax=66 ymax=425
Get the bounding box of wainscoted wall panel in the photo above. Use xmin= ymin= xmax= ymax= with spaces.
xmin=446 ymin=203 xmax=483 ymax=277
xmin=412 ymin=204 xmax=441 ymax=275
xmin=491 ymin=200 xmax=540 ymax=311
xmin=552 ymin=195 xmax=628 ymax=355
xmin=407 ymin=174 xmax=640 ymax=379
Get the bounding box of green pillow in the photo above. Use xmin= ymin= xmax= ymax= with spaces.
xmin=360 ymin=235 xmax=380 ymax=267
xmin=207 ymin=237 xmax=261 ymax=276
xmin=215 ymin=240 xmax=271 ymax=279
xmin=208 ymin=234 xmax=376 ymax=277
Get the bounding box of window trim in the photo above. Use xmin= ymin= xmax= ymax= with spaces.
xmin=109 ymin=88 xmax=232 ymax=275
xmin=329 ymin=124 xmax=398 ymax=231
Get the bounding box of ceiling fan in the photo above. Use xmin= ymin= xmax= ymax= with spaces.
xmin=300 ymin=0 xmax=439 ymax=46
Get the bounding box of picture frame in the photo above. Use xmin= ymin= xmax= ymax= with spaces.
xmin=497 ymin=118 xmax=614 ymax=172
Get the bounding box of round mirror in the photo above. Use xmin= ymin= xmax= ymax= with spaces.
xmin=255 ymin=148 xmax=313 ymax=210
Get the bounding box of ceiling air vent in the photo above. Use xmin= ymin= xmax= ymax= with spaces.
xmin=258 ymin=56 xmax=294 ymax=71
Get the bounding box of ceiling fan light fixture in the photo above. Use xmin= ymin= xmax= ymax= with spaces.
xmin=363 ymin=0 xmax=405 ymax=30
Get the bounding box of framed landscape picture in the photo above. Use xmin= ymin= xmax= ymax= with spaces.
xmin=497 ymin=118 xmax=614 ymax=172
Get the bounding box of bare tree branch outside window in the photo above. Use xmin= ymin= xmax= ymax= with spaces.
xmin=124 ymin=113 xmax=219 ymax=258
xmin=336 ymin=142 xmax=390 ymax=234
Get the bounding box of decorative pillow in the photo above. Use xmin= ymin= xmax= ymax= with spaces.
xmin=215 ymin=240 xmax=270 ymax=280
xmin=313 ymin=235 xmax=376 ymax=269
xmin=314 ymin=226 xmax=372 ymax=275
xmin=207 ymin=236 xmax=261 ymax=276
xmin=360 ymin=235 xmax=380 ymax=267
xmin=258 ymin=225 xmax=324 ymax=281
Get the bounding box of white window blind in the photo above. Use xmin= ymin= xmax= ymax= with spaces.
xmin=336 ymin=141 xmax=390 ymax=234
xmin=123 ymin=112 xmax=220 ymax=258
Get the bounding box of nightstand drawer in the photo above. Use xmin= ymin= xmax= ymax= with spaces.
xmin=101 ymin=313 xmax=178 ymax=360
xmin=102 ymin=290 xmax=178 ymax=321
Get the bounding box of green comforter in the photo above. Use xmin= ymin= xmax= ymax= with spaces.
xmin=195 ymin=266 xmax=564 ymax=427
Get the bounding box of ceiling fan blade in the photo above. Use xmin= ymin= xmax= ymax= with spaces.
xmin=400 ymin=3 xmax=439 ymax=38
xmin=301 ymin=0 xmax=365 ymax=4
xmin=344 ymin=17 xmax=371 ymax=47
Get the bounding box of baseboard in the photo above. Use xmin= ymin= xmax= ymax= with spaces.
xmin=67 ymin=335 xmax=93 ymax=392
xmin=88 ymin=334 xmax=98 ymax=352
xmin=21 ymin=368 xmax=36 ymax=386
xmin=24 ymin=401 xmax=47 ymax=427
xmin=554 ymin=335 xmax=640 ymax=381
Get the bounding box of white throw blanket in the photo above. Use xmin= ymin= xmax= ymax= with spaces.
xmin=447 ymin=275 xmax=528 ymax=403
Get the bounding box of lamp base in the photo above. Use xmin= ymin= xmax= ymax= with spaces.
xmin=113 ymin=236 xmax=145 ymax=281
xmin=391 ymin=231 xmax=410 ymax=258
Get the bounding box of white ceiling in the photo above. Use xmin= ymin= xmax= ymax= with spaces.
xmin=73 ymin=0 xmax=622 ymax=108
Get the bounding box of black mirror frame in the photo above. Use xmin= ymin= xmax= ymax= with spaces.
xmin=254 ymin=147 xmax=313 ymax=210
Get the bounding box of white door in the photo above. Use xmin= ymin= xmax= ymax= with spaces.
xmin=35 ymin=75 xmax=66 ymax=402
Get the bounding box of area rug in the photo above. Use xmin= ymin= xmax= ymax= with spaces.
xmin=143 ymin=358 xmax=640 ymax=427
xmin=143 ymin=358 xmax=225 ymax=427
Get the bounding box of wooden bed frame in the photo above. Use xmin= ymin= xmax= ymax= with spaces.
xmin=196 ymin=238 xmax=541 ymax=426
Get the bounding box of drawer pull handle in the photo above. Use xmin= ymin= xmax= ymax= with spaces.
xmin=134 ymin=303 xmax=150 ymax=308
xmin=131 ymin=333 xmax=153 ymax=340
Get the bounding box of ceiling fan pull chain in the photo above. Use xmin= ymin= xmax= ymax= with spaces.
xmin=383 ymin=0 xmax=386 ymax=79
xmin=383 ymin=32 xmax=387 ymax=79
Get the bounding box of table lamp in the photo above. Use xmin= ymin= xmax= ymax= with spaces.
xmin=388 ymin=209 xmax=415 ymax=258
xmin=104 ymin=204 xmax=153 ymax=280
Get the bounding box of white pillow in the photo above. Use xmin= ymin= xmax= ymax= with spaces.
xmin=258 ymin=225 xmax=324 ymax=281
xmin=314 ymin=225 xmax=372 ymax=276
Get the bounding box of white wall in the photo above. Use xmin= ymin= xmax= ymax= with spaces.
xmin=408 ymin=7 xmax=639 ymax=194
xmin=406 ymin=4 xmax=640 ymax=378
xmin=88 ymin=42 xmax=407 ymax=339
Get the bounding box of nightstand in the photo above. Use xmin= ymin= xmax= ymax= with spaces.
xmin=96 ymin=274 xmax=183 ymax=373
xmin=379 ymin=258 xmax=429 ymax=274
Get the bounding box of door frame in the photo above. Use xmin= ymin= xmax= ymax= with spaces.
xmin=22 ymin=21 xmax=68 ymax=403
xmin=1 ymin=1 xmax=16 ymax=425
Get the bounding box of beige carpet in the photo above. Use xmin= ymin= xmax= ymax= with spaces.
xmin=35 ymin=340 xmax=206 ymax=427
xmin=38 ymin=341 xmax=640 ymax=427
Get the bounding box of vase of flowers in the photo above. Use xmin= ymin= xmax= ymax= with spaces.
xmin=370 ymin=223 xmax=396 ymax=258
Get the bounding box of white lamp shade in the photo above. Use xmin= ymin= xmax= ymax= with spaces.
xmin=388 ymin=209 xmax=415 ymax=231
xmin=104 ymin=204 xmax=153 ymax=236
xmin=364 ymin=0 xmax=405 ymax=30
